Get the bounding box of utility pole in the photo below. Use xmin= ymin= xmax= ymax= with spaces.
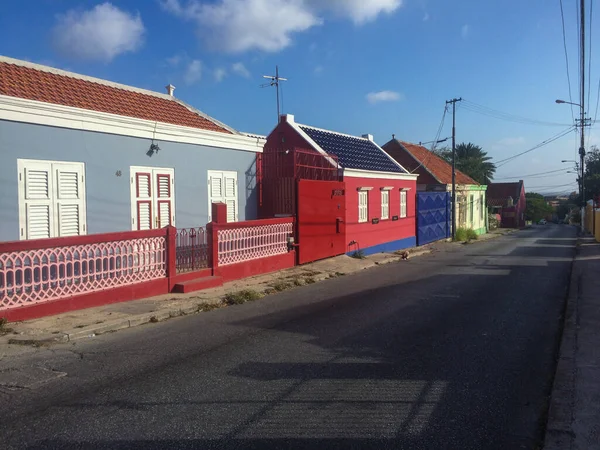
xmin=579 ymin=0 xmax=586 ymax=232
xmin=262 ymin=66 xmax=288 ymax=124
xmin=446 ymin=98 xmax=462 ymax=240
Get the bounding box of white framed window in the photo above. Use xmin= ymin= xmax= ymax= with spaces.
xmin=18 ymin=159 xmax=87 ymax=240
xmin=130 ymin=166 xmax=175 ymax=230
xmin=380 ymin=189 xmax=390 ymax=220
xmin=358 ymin=190 xmax=369 ymax=223
xmin=208 ymin=170 xmax=238 ymax=222
xmin=400 ymin=190 xmax=408 ymax=218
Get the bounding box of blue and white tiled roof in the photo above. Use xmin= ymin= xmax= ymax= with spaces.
xmin=296 ymin=123 xmax=407 ymax=174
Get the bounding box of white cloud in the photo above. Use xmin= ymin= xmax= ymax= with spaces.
xmin=314 ymin=65 xmax=324 ymax=74
xmin=423 ymin=12 xmax=430 ymax=22
xmin=366 ymin=90 xmax=403 ymax=104
xmin=160 ymin=0 xmax=403 ymax=53
xmin=308 ymin=0 xmax=402 ymax=25
xmin=214 ymin=68 xmax=227 ymax=82
xmin=160 ymin=0 xmax=321 ymax=53
xmin=52 ymin=2 xmax=145 ymax=62
xmin=166 ymin=54 xmax=182 ymax=66
xmin=461 ymin=24 xmax=469 ymax=39
xmin=183 ymin=59 xmax=202 ymax=85
xmin=232 ymin=62 xmax=251 ymax=77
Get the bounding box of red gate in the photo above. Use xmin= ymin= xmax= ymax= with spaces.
xmin=297 ymin=179 xmax=346 ymax=264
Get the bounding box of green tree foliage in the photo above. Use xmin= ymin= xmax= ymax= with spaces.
xmin=525 ymin=192 xmax=554 ymax=222
xmin=583 ymin=146 xmax=600 ymax=202
xmin=433 ymin=143 xmax=496 ymax=185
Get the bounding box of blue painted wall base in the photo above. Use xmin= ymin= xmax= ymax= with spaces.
xmin=347 ymin=236 xmax=417 ymax=257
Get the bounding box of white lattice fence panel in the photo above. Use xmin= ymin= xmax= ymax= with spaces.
xmin=0 ymin=237 xmax=166 ymax=310
xmin=217 ymin=222 xmax=293 ymax=266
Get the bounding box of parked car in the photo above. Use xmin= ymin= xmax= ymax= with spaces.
xmin=538 ymin=219 xmax=547 ymax=225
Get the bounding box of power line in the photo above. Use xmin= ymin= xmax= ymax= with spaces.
xmin=495 ymin=127 xmax=576 ymax=167
xmin=410 ymin=105 xmax=448 ymax=174
xmin=527 ymin=182 xmax=579 ymax=190
xmin=460 ymin=100 xmax=573 ymax=127
xmin=587 ymin=0 xmax=593 ymax=118
xmin=494 ymin=168 xmax=573 ymax=180
xmin=559 ymin=0 xmax=576 ymax=122
xmin=594 ymin=76 xmax=600 ymax=126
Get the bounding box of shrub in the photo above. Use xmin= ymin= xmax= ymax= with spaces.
xmin=224 ymin=290 xmax=262 ymax=305
xmin=466 ymin=229 xmax=479 ymax=241
xmin=455 ymin=228 xmax=469 ymax=242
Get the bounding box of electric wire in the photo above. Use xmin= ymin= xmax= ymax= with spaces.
xmin=560 ymin=0 xmax=576 ymax=122
xmin=460 ymin=100 xmax=573 ymax=127
xmin=494 ymin=127 xmax=576 ymax=167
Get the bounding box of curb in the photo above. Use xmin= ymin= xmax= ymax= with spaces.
xmin=6 ymin=247 xmax=434 ymax=347
xmin=542 ymin=240 xmax=579 ymax=449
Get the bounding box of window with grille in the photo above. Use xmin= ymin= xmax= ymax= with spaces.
xmin=17 ymin=159 xmax=86 ymax=240
xmin=358 ymin=191 xmax=369 ymax=223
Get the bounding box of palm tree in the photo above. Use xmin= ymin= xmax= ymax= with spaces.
xmin=454 ymin=143 xmax=496 ymax=185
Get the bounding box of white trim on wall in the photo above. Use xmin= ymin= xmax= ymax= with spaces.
xmin=0 ymin=95 xmax=265 ymax=154
xmin=344 ymin=168 xmax=419 ymax=181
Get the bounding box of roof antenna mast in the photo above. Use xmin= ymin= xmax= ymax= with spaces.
xmin=261 ymin=65 xmax=288 ymax=123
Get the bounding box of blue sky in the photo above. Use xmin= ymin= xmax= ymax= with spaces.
xmin=2 ymin=0 xmax=599 ymax=195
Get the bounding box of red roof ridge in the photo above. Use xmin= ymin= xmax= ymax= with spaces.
xmin=0 ymin=55 xmax=236 ymax=134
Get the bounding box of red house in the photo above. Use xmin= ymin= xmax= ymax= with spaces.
xmin=487 ymin=181 xmax=527 ymax=228
xmin=261 ymin=115 xmax=418 ymax=261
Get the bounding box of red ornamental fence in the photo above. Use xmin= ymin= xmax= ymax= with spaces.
xmin=0 ymin=208 xmax=296 ymax=321
xmin=0 ymin=229 xmax=170 ymax=313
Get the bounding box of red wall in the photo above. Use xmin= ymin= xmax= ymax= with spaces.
xmin=344 ymin=176 xmax=417 ymax=253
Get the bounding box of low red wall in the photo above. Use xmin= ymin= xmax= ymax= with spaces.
xmin=3 ymin=279 xmax=168 ymax=322
xmin=216 ymin=251 xmax=296 ymax=282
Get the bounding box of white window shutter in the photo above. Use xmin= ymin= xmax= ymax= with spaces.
xmin=381 ymin=191 xmax=389 ymax=220
xmin=22 ymin=162 xmax=53 ymax=239
xmin=224 ymin=174 xmax=238 ymax=222
xmin=208 ymin=171 xmax=237 ymax=222
xmin=400 ymin=191 xmax=407 ymax=218
xmin=358 ymin=191 xmax=368 ymax=223
xmin=55 ymin=163 xmax=86 ymax=236
xmin=135 ymin=172 xmax=152 ymax=230
xmin=155 ymin=171 xmax=175 ymax=227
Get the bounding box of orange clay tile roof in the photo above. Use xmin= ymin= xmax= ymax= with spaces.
xmin=0 ymin=60 xmax=233 ymax=134
xmin=398 ymin=141 xmax=479 ymax=185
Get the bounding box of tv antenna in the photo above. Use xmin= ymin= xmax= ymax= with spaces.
xmin=261 ymin=65 xmax=287 ymax=123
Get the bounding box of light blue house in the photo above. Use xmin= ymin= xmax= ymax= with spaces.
xmin=0 ymin=56 xmax=265 ymax=242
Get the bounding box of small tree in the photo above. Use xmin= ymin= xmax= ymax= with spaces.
xmin=525 ymin=192 xmax=554 ymax=222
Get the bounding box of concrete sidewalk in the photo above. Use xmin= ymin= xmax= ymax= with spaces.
xmin=544 ymin=235 xmax=600 ymax=450
xmin=0 ymin=229 xmax=514 ymax=358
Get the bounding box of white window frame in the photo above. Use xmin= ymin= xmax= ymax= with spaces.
xmin=381 ymin=187 xmax=392 ymax=220
xmin=17 ymin=158 xmax=87 ymax=240
xmin=207 ymin=170 xmax=239 ymax=223
xmin=357 ymin=187 xmax=372 ymax=223
xmin=130 ymin=166 xmax=176 ymax=230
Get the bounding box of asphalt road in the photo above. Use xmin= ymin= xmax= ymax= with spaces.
xmin=0 ymin=225 xmax=577 ymax=449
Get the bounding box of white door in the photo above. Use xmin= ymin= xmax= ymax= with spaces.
xmin=130 ymin=167 xmax=175 ymax=230
xmin=208 ymin=170 xmax=238 ymax=222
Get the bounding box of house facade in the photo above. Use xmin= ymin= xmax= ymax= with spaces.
xmin=382 ymin=139 xmax=488 ymax=235
xmin=0 ymin=56 xmax=264 ymax=242
xmin=263 ymin=115 xmax=418 ymax=256
xmin=487 ymin=181 xmax=527 ymax=228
